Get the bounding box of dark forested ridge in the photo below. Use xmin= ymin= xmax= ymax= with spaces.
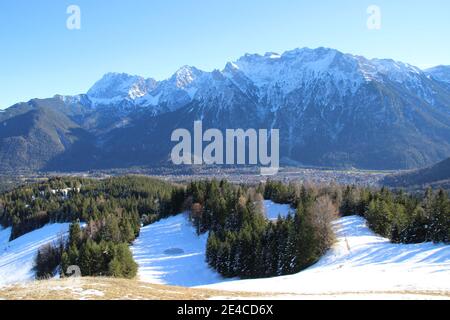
xmin=383 ymin=157 xmax=450 ymax=190
xmin=1 ymin=176 xmax=448 ymax=281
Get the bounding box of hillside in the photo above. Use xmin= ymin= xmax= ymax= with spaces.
xmin=0 ymin=223 xmax=71 ymax=286
xmin=131 ymin=213 xmax=225 ymax=287
xmin=131 ymin=201 xmax=293 ymax=287
xmin=202 ymin=216 xmax=450 ymax=296
xmin=1 ymin=214 xmax=449 ymax=300
xmin=0 ymin=101 xmax=97 ymax=172
xmin=383 ymin=157 xmax=450 ymax=188
xmin=1 ymin=276 xmax=448 ymax=300
xmin=0 ymin=177 xmax=449 ymax=299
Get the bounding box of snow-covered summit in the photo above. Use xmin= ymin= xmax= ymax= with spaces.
xmin=80 ymin=47 xmax=444 ymax=114
xmin=230 ymin=47 xmax=363 ymax=96
xmin=170 ymin=65 xmax=204 ymax=89
xmin=230 ymin=47 xmax=433 ymax=96
xmin=87 ymin=72 xmax=157 ymax=106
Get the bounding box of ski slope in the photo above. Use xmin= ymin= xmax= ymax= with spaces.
xmin=201 ymin=216 xmax=450 ymax=295
xmin=0 ymin=223 xmax=71 ymax=287
xmin=131 ymin=213 xmax=226 ymax=287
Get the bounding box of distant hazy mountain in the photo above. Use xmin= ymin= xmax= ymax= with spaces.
xmin=1 ymin=47 xmax=450 ymax=173
xmin=426 ymin=65 xmax=450 ymax=85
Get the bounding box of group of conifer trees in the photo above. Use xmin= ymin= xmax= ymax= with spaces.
xmin=185 ymin=180 xmax=337 ymax=278
xmin=340 ymin=185 xmax=450 ymax=244
xmin=13 ymin=176 xmax=183 ymax=279
xmin=0 ymin=176 xmax=184 ymax=240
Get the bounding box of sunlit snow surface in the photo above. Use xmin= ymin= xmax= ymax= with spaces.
xmin=132 ymin=201 xmax=292 ymax=286
xmin=0 ymin=224 xmax=71 ymax=287
xmin=201 ymin=216 xmax=450 ymax=294
xmin=131 ymin=213 xmax=226 ymax=287
xmin=263 ymin=200 xmax=293 ymax=220
xmin=132 ymin=203 xmax=450 ymax=294
xmin=2 ymin=200 xmax=449 ymax=296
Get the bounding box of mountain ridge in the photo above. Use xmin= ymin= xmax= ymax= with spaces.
xmin=383 ymin=157 xmax=450 ymax=189
xmin=1 ymin=47 xmax=450 ymax=172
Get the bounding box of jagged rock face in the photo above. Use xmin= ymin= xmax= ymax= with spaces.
xmin=1 ymin=47 xmax=450 ymax=172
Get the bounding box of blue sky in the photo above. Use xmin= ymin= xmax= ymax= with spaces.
xmin=0 ymin=0 xmax=449 ymax=108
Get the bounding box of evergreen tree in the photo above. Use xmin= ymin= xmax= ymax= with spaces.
xmin=430 ymin=190 xmax=450 ymax=243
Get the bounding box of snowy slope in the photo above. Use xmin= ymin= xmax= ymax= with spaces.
xmin=131 ymin=213 xmax=226 ymax=287
xmin=201 ymin=216 xmax=450 ymax=295
xmin=0 ymin=224 xmax=71 ymax=287
xmin=131 ymin=200 xmax=291 ymax=286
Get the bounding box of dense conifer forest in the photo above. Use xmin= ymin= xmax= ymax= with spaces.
xmin=0 ymin=176 xmax=183 ymax=279
xmin=0 ymin=176 xmax=448 ymax=281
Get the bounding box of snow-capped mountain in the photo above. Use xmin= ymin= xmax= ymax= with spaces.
xmin=84 ymin=48 xmax=439 ymax=113
xmin=81 ymin=47 xmax=446 ymax=124
xmin=138 ymin=66 xmax=209 ymax=112
xmin=1 ymin=47 xmax=450 ymax=172
xmin=86 ymin=67 xmax=214 ymax=113
xmin=87 ymin=73 xmax=157 ymax=107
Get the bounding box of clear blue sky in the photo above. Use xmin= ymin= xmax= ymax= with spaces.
xmin=0 ymin=0 xmax=449 ymax=108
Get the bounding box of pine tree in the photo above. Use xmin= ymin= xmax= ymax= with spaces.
xmin=365 ymin=199 xmax=394 ymax=238
xmin=68 ymin=221 xmax=82 ymax=248
xmin=206 ymin=232 xmax=219 ymax=269
xmin=430 ymin=190 xmax=450 ymax=243
xmin=108 ymin=243 xmax=137 ymax=278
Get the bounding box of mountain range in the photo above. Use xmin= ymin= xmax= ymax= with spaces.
xmin=1 ymin=47 xmax=450 ymax=173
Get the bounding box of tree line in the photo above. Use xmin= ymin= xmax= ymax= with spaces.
xmin=0 ymin=176 xmax=184 ymax=240
xmin=340 ymin=185 xmax=449 ymax=243
xmin=2 ymin=176 xmax=448 ymax=281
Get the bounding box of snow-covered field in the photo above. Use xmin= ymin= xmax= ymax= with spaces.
xmin=0 ymin=224 xmax=71 ymax=287
xmin=201 ymin=216 xmax=450 ymax=296
xmin=131 ymin=202 xmax=450 ymax=297
xmin=131 ymin=213 xmax=226 ymax=287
